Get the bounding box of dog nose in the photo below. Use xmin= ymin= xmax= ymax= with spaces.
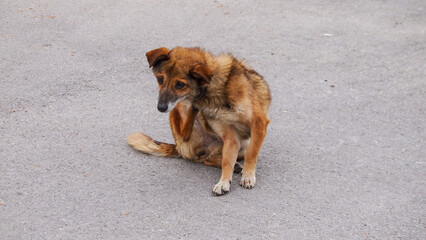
xmin=157 ymin=103 xmax=168 ymax=112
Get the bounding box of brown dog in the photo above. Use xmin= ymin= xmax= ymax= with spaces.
xmin=128 ymin=47 xmax=271 ymax=195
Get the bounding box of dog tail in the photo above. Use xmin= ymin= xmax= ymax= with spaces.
xmin=127 ymin=132 xmax=180 ymax=157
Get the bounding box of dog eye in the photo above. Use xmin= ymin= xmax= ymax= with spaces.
xmin=175 ymin=81 xmax=186 ymax=89
xmin=157 ymin=77 xmax=164 ymax=85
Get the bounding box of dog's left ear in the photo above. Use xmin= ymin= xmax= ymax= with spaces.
xmin=146 ymin=47 xmax=170 ymax=68
xmin=189 ymin=64 xmax=213 ymax=85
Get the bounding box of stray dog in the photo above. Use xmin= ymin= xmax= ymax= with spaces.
xmin=128 ymin=47 xmax=271 ymax=196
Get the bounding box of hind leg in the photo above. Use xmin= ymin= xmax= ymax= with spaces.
xmin=169 ymin=102 xmax=198 ymax=142
xmin=169 ymin=102 xmax=208 ymax=161
xmin=203 ymin=155 xmax=243 ymax=173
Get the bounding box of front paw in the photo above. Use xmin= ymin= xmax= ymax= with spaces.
xmin=212 ymin=180 xmax=231 ymax=196
xmin=240 ymin=174 xmax=256 ymax=189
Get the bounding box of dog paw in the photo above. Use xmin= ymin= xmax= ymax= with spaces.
xmin=240 ymin=174 xmax=256 ymax=189
xmin=233 ymin=162 xmax=243 ymax=173
xmin=212 ymin=180 xmax=231 ymax=196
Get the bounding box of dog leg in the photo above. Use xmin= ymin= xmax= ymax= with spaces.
xmin=181 ymin=107 xmax=199 ymax=142
xmin=203 ymin=154 xmax=221 ymax=167
xmin=170 ymin=103 xmax=198 ymax=141
xmin=240 ymin=115 xmax=269 ymax=189
xmin=169 ymin=107 xmax=183 ymax=137
xmin=212 ymin=127 xmax=240 ymax=196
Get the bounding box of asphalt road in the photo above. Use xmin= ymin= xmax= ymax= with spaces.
xmin=1 ymin=0 xmax=425 ymax=239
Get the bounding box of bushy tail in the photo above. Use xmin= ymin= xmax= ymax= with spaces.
xmin=127 ymin=132 xmax=180 ymax=157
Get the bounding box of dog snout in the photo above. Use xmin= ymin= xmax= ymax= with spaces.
xmin=157 ymin=102 xmax=168 ymax=112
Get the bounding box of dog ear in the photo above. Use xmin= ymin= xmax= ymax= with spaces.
xmin=189 ymin=64 xmax=213 ymax=85
xmin=146 ymin=47 xmax=170 ymax=68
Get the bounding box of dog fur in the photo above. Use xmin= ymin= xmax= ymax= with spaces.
xmin=128 ymin=47 xmax=271 ymax=196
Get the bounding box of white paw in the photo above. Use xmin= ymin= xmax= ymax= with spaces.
xmin=240 ymin=174 xmax=256 ymax=189
xmin=212 ymin=180 xmax=231 ymax=196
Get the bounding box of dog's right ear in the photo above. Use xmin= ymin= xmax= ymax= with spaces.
xmin=189 ymin=64 xmax=213 ymax=85
xmin=146 ymin=47 xmax=170 ymax=68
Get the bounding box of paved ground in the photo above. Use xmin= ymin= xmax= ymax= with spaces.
xmin=1 ymin=0 xmax=425 ymax=239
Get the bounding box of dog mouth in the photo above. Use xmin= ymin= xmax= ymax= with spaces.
xmin=166 ymin=101 xmax=178 ymax=113
xmin=157 ymin=96 xmax=186 ymax=113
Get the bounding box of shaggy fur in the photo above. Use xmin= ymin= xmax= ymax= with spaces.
xmin=128 ymin=47 xmax=271 ymax=196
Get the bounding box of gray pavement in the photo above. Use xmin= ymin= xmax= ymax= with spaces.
xmin=1 ymin=0 xmax=425 ymax=239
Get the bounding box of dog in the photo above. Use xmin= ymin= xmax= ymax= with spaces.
xmin=127 ymin=47 xmax=271 ymax=196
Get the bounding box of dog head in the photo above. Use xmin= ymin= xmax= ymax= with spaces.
xmin=145 ymin=47 xmax=213 ymax=112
